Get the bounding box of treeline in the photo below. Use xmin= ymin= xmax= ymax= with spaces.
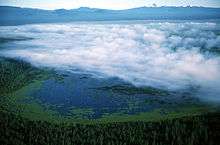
xmin=0 ymin=57 xmax=41 ymax=95
xmin=0 ymin=111 xmax=220 ymax=145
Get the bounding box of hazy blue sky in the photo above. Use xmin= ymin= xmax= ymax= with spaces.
xmin=0 ymin=0 xmax=220 ymax=10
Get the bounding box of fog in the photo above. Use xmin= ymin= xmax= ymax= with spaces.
xmin=1 ymin=21 xmax=220 ymax=101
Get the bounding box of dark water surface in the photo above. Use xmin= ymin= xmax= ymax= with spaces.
xmin=24 ymin=72 xmax=200 ymax=119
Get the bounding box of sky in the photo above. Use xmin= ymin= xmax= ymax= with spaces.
xmin=0 ymin=0 xmax=220 ymax=10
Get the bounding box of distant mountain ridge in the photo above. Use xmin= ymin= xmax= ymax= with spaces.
xmin=0 ymin=6 xmax=220 ymax=25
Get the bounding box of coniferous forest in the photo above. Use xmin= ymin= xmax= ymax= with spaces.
xmin=0 ymin=110 xmax=220 ymax=145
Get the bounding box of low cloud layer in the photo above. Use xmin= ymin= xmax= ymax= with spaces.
xmin=1 ymin=21 xmax=220 ymax=101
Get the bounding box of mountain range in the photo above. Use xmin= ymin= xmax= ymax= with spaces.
xmin=0 ymin=6 xmax=220 ymax=25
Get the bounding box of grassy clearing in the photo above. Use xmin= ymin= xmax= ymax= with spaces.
xmin=68 ymin=107 xmax=95 ymax=119
xmin=95 ymin=85 xmax=170 ymax=96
